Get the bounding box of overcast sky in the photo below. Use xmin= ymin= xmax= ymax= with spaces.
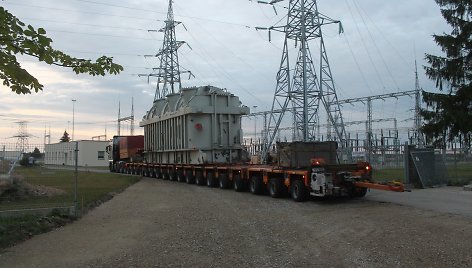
xmin=0 ymin=0 xmax=450 ymax=145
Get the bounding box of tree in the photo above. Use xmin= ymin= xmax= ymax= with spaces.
xmin=422 ymin=0 xmax=472 ymax=149
xmin=0 ymin=6 xmax=123 ymax=94
xmin=60 ymin=130 xmax=70 ymax=143
xmin=31 ymin=147 xmax=41 ymax=158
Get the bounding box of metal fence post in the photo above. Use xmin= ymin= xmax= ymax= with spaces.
xmin=74 ymin=141 xmax=78 ymax=217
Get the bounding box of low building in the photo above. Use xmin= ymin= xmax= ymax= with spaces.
xmin=44 ymin=140 xmax=109 ymax=167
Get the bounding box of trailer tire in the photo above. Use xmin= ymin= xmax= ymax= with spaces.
xmin=186 ymin=172 xmax=195 ymax=184
xmin=177 ymin=171 xmax=186 ymax=183
xmin=207 ymin=172 xmax=217 ymax=187
xmin=219 ymin=173 xmax=231 ymax=189
xmin=151 ymin=169 xmax=157 ymax=178
xmin=162 ymin=171 xmax=170 ymax=180
xmin=170 ymin=171 xmax=178 ymax=181
xmin=233 ymin=174 xmax=246 ymax=192
xmin=351 ymin=187 xmax=368 ymax=198
xmin=195 ymin=171 xmax=205 ymax=186
xmin=269 ymin=178 xmax=286 ymax=198
xmin=249 ymin=176 xmax=264 ymax=195
xmin=291 ymin=180 xmax=308 ymax=202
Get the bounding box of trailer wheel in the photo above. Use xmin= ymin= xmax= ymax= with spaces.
xmin=162 ymin=171 xmax=170 ymax=180
xmin=151 ymin=169 xmax=157 ymax=178
xmin=169 ymin=171 xmax=178 ymax=181
xmin=219 ymin=173 xmax=231 ymax=189
xmin=269 ymin=178 xmax=286 ymax=198
xmin=156 ymin=170 xmax=163 ymax=179
xmin=351 ymin=187 xmax=368 ymax=198
xmin=195 ymin=171 xmax=205 ymax=186
xmin=233 ymin=174 xmax=246 ymax=192
xmin=249 ymin=176 xmax=264 ymax=195
xmin=291 ymin=180 xmax=308 ymax=202
xmin=177 ymin=171 xmax=186 ymax=183
xmin=186 ymin=172 xmax=195 ymax=184
xmin=206 ymin=172 xmax=217 ymax=187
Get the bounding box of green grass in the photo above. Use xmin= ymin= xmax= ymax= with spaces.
xmin=0 ymin=166 xmax=140 ymax=249
xmin=1 ymin=166 xmax=140 ymax=210
xmin=373 ymin=163 xmax=472 ymax=186
xmin=373 ymin=168 xmax=405 ymax=182
xmin=0 ymin=212 xmax=75 ymax=249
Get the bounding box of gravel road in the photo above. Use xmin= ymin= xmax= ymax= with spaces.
xmin=1 ymin=177 xmax=471 ymax=267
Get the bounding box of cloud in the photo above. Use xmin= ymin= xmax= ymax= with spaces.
xmin=1 ymin=0 xmax=448 ymax=144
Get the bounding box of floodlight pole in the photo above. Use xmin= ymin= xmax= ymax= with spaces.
xmin=72 ymin=99 xmax=77 ymax=141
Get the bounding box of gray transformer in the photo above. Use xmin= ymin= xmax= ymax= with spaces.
xmin=140 ymin=86 xmax=250 ymax=164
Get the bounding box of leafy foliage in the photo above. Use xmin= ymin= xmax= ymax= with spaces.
xmin=422 ymin=0 xmax=472 ymax=148
xmin=0 ymin=7 xmax=123 ymax=94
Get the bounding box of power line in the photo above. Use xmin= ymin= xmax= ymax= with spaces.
xmin=4 ymin=2 xmax=159 ymax=22
xmin=46 ymin=29 xmax=161 ymax=41
xmin=7 ymin=1 xmax=255 ymax=29
xmin=18 ymin=16 xmax=151 ymax=31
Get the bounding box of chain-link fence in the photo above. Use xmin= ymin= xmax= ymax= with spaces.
xmin=0 ymin=144 xmax=75 ymax=217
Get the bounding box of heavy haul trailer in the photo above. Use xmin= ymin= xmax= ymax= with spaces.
xmin=110 ymin=86 xmax=404 ymax=201
xmin=118 ymin=159 xmax=404 ymax=202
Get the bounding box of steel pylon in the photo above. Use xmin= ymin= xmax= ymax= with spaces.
xmin=140 ymin=0 xmax=192 ymax=101
xmin=258 ymin=0 xmax=348 ymax=162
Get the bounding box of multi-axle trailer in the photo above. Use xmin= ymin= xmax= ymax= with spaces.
xmin=110 ymin=160 xmax=404 ymax=202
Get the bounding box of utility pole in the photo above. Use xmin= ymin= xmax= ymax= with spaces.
xmin=72 ymin=99 xmax=76 ymax=141
xmin=118 ymin=99 xmax=135 ymax=136
xmin=257 ymin=0 xmax=348 ymax=162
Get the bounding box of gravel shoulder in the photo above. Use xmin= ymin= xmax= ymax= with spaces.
xmin=0 ymin=178 xmax=471 ymax=267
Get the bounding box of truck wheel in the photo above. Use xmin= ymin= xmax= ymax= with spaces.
xmin=269 ymin=178 xmax=286 ymax=198
xmin=151 ymin=169 xmax=157 ymax=178
xmin=233 ymin=174 xmax=246 ymax=192
xmin=156 ymin=170 xmax=163 ymax=179
xmin=291 ymin=180 xmax=308 ymax=202
xmin=195 ymin=171 xmax=205 ymax=186
xmin=207 ymin=172 xmax=217 ymax=187
xmin=249 ymin=176 xmax=264 ymax=195
xmin=219 ymin=173 xmax=231 ymax=189
xmin=186 ymin=172 xmax=195 ymax=184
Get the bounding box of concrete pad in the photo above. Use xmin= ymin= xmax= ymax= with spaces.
xmin=366 ymin=186 xmax=472 ymax=218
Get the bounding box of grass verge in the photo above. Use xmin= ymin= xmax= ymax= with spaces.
xmin=373 ymin=163 xmax=472 ymax=186
xmin=0 ymin=166 xmax=140 ymax=249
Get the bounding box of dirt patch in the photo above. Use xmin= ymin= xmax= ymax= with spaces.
xmin=0 ymin=177 xmax=66 ymax=203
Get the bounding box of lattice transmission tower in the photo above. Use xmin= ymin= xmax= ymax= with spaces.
xmin=140 ymin=0 xmax=193 ymax=101
xmin=414 ymin=60 xmax=424 ymax=148
xmin=13 ymin=121 xmax=32 ymax=152
xmin=258 ymin=0 xmax=348 ymax=161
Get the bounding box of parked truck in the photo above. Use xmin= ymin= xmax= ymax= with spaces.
xmin=107 ymin=135 xmax=144 ymax=173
